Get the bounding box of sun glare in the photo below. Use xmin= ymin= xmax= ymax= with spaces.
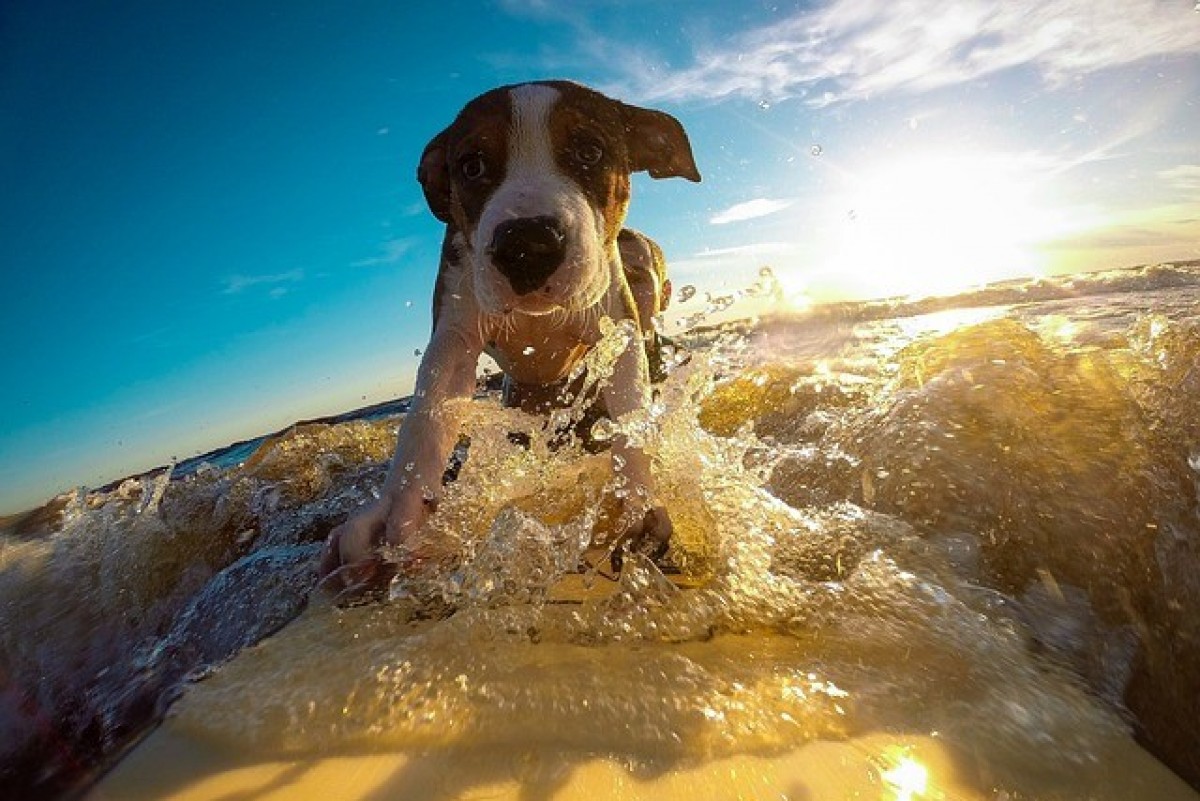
xmin=818 ymin=153 xmax=1058 ymax=300
xmin=881 ymin=753 xmax=931 ymax=801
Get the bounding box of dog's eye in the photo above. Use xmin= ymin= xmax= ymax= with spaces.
xmin=574 ymin=141 xmax=604 ymax=166
xmin=460 ymin=154 xmax=487 ymax=181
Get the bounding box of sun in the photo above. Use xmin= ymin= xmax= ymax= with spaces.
xmin=816 ymin=152 xmax=1055 ymax=300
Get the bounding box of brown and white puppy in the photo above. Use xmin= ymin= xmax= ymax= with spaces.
xmin=319 ymin=80 xmax=700 ymax=598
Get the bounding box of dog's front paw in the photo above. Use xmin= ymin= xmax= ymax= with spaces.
xmin=611 ymin=505 xmax=673 ymax=572
xmin=317 ymin=492 xmax=433 ymax=605
xmin=316 ymin=502 xmax=393 ymax=604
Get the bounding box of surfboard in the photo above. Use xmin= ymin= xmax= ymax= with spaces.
xmin=90 ymin=713 xmax=1199 ymax=801
xmin=89 ymin=588 xmax=1200 ymax=801
xmin=88 ymin=726 xmax=991 ymax=800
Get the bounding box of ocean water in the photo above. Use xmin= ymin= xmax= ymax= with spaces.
xmin=2 ymin=262 xmax=1198 ymax=799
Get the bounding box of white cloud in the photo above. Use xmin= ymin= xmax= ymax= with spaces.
xmin=400 ymin=201 xmax=429 ymax=218
xmin=690 ymin=242 xmax=794 ymax=259
xmin=1160 ymin=164 xmax=1200 ymax=195
xmin=221 ymin=269 xmax=304 ymax=295
xmin=710 ymin=198 xmax=795 ymax=224
xmin=669 ymin=241 xmax=802 ymax=282
xmin=352 ymin=237 xmax=417 ymax=267
xmin=619 ymin=0 xmax=1200 ymax=105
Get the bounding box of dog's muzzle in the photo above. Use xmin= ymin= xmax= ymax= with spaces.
xmin=487 ymin=216 xmax=567 ymax=296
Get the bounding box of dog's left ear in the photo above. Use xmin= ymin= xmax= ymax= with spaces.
xmin=417 ymin=130 xmax=453 ymax=223
xmin=621 ymin=104 xmax=701 ymax=183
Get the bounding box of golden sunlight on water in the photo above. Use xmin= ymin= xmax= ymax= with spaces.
xmin=879 ymin=751 xmax=929 ymax=801
xmin=95 ymin=310 xmax=1200 ymax=800
xmin=892 ymin=306 xmax=1007 ymax=339
xmin=66 ymin=279 xmax=1200 ymax=800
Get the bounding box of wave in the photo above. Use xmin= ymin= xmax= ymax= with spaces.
xmin=797 ymin=259 xmax=1200 ymax=325
xmin=2 ymin=271 xmax=1198 ymax=798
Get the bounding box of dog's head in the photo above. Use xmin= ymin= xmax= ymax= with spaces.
xmin=418 ymin=81 xmax=700 ymax=316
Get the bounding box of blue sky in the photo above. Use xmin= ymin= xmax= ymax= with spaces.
xmin=2 ymin=0 xmax=1198 ymax=514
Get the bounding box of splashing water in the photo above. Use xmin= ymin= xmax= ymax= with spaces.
xmin=167 ymin=304 xmax=1199 ymax=796
xmin=4 ymin=262 xmax=1200 ymax=798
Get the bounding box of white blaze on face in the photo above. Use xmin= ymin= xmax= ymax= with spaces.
xmin=472 ymin=83 xmax=608 ymax=315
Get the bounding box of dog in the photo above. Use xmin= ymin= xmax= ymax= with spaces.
xmin=318 ymin=80 xmax=700 ymax=599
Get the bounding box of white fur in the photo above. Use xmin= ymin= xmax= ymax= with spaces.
xmin=471 ymin=84 xmax=609 ymax=316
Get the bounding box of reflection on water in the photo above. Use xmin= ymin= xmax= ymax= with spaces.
xmin=879 ymin=751 xmax=929 ymax=801
xmin=3 ymin=264 xmax=1200 ymax=799
xmin=892 ymin=305 xmax=1007 ymax=339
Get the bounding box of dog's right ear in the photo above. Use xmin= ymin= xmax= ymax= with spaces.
xmin=621 ymin=104 xmax=702 ymax=183
xmin=417 ymin=130 xmax=453 ymax=223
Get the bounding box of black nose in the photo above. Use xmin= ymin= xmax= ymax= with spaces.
xmin=488 ymin=216 xmax=567 ymax=296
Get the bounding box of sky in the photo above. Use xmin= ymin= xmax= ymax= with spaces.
xmin=2 ymin=0 xmax=1198 ymax=515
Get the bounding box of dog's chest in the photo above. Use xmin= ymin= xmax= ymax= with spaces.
xmin=483 ymin=312 xmax=595 ymax=385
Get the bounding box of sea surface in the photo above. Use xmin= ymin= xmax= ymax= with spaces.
xmin=2 ymin=261 xmax=1198 ymax=799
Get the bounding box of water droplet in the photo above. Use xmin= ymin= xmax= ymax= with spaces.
xmin=809 ymin=144 xmax=823 ymax=157
xmin=590 ymin=418 xmax=615 ymax=442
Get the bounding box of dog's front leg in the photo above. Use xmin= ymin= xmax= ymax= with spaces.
xmin=319 ymin=322 xmax=481 ymax=598
xmin=601 ymin=320 xmax=673 ymax=561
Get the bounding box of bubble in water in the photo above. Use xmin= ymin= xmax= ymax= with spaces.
xmin=810 ymin=144 xmax=823 ymax=156
xmin=590 ymin=418 xmax=616 ymax=442
xmin=678 ymin=285 xmax=697 ymax=303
